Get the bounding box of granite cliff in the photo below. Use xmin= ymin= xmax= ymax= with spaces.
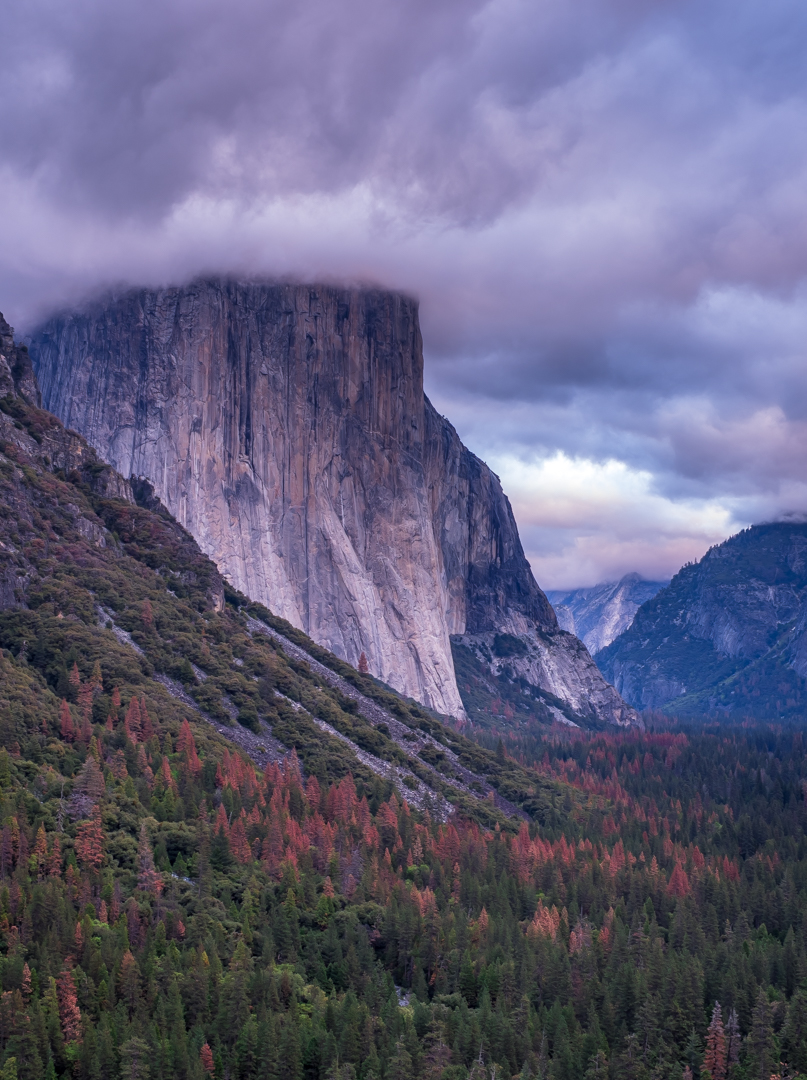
xmin=597 ymin=523 xmax=807 ymax=717
xmin=547 ymin=573 xmax=668 ymax=655
xmin=0 ymin=311 xmax=40 ymax=407
xmin=28 ymin=279 xmax=637 ymax=726
xmin=0 ymin=308 xmax=563 ymax=823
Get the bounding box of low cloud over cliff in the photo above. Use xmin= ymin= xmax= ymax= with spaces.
xmin=3 ymin=0 xmax=807 ymax=586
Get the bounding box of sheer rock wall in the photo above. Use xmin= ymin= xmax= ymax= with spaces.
xmin=29 ymin=280 xmax=636 ymax=725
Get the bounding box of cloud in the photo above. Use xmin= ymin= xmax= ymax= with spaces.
xmin=483 ymin=452 xmax=737 ymax=589
xmin=3 ymin=0 xmax=807 ymax=586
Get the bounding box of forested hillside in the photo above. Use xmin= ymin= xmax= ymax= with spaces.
xmin=3 ymin=329 xmax=807 ymax=1080
xmin=4 ymin=665 xmax=807 ymax=1080
xmin=597 ymin=524 xmax=807 ymax=718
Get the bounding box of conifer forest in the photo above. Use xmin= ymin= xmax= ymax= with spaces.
xmin=2 ymin=381 xmax=807 ymax=1080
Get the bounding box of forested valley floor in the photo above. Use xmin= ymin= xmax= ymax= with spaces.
xmin=2 ymin=674 xmax=807 ymax=1080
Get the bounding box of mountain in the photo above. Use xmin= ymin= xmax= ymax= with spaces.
xmin=596 ymin=523 xmax=807 ymax=717
xmin=0 ymin=308 xmax=565 ymax=823
xmin=4 ymin=313 xmax=807 ymax=1080
xmin=546 ymin=574 xmax=668 ymax=654
xmin=28 ymin=279 xmax=637 ymax=729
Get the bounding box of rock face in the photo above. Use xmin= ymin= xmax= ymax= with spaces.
xmin=29 ymin=279 xmax=637 ymax=725
xmin=546 ymin=574 xmax=668 ymax=654
xmin=597 ymin=524 xmax=807 ymax=717
xmin=0 ymin=312 xmax=40 ymax=407
xmin=452 ymin=629 xmax=639 ymax=729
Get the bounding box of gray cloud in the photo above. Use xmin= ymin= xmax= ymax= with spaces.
xmin=3 ymin=0 xmax=807 ymax=586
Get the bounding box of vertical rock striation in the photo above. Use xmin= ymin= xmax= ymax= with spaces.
xmin=547 ymin=574 xmax=669 ymax=655
xmin=29 ymin=279 xmax=637 ymax=725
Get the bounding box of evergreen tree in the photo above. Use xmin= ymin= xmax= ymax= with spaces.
xmin=389 ymin=1039 xmax=414 ymax=1080
xmin=746 ymin=990 xmax=774 ymax=1080
xmin=199 ymin=1044 xmax=214 ymax=1075
xmin=119 ymin=1037 xmax=151 ymax=1080
xmin=59 ymin=699 xmax=75 ymax=742
xmin=782 ymin=989 xmax=807 ymax=1075
xmin=725 ymin=1009 xmax=740 ymax=1072
xmin=704 ymin=1002 xmax=726 ymax=1080
xmin=136 ymin=823 xmax=163 ymax=896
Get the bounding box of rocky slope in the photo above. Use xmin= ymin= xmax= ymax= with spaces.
xmin=547 ymin=574 xmax=668 ymax=654
xmin=0 ymin=308 xmax=569 ymax=823
xmin=452 ymin=628 xmax=638 ymax=730
xmin=597 ymin=523 xmax=807 ymax=717
xmin=0 ymin=311 xmax=40 ymax=406
xmin=28 ymin=279 xmax=637 ymax=727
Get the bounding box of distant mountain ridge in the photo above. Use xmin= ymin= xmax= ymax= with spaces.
xmin=596 ymin=523 xmax=807 ymax=718
xmin=546 ymin=574 xmax=668 ymax=654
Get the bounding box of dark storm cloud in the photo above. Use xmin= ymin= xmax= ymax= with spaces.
xmin=3 ymin=0 xmax=807 ymax=585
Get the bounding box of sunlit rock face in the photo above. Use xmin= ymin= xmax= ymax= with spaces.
xmin=29 ymin=279 xmax=637 ymax=726
xmin=547 ymin=574 xmax=668 ymax=655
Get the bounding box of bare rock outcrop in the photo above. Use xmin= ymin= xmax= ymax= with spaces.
xmin=547 ymin=574 xmax=668 ymax=655
xmin=0 ymin=312 xmax=40 ymax=406
xmin=29 ymin=279 xmax=638 ymax=726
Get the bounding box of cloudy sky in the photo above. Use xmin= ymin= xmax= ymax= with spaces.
xmin=3 ymin=0 xmax=807 ymax=588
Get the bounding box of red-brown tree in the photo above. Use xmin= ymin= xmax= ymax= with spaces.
xmin=75 ymin=807 xmax=104 ymax=872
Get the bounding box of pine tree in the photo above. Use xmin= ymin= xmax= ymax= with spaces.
xmin=32 ymin=825 xmax=48 ymax=878
xmin=388 ymin=1039 xmax=413 ymax=1080
xmin=140 ymin=695 xmax=155 ymax=740
xmin=358 ymin=652 xmax=369 ymax=674
xmin=78 ymin=681 xmax=93 ymax=725
xmin=422 ymin=1018 xmax=452 ymax=1080
xmin=682 ymin=1029 xmax=703 ymax=1079
xmin=59 ymin=699 xmax=75 ymax=742
xmin=178 ymin=719 xmax=202 ymax=776
xmin=89 ymin=660 xmax=103 ymax=692
xmin=704 ymin=1002 xmax=726 ymax=1080
xmin=125 ymin=697 xmax=142 ymax=743
xmin=72 ymin=756 xmax=105 ymax=814
xmin=278 ymin=1013 xmax=302 ymax=1080
xmin=783 ymin=989 xmax=807 ymax=1074
xmin=136 ymin=823 xmax=163 ymax=896
xmin=210 ymin=823 xmax=233 ymax=873
xmin=200 ymin=1043 xmax=214 ymax=1074
xmin=56 ymin=969 xmax=82 ymax=1044
xmin=612 ymin=1032 xmax=645 ymax=1080
xmin=235 ymin=1015 xmax=261 ymax=1080
xmin=118 ymin=951 xmax=141 ymax=1017
xmin=74 ymin=807 xmax=104 ymax=871
xmin=119 ymin=1036 xmax=151 ymax=1080
xmin=48 ymin=835 xmax=62 ymax=876
xmin=746 ymin=990 xmax=774 ymax=1080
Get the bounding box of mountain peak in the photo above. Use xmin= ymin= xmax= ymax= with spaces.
xmin=546 ymin=575 xmax=668 ymax=655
